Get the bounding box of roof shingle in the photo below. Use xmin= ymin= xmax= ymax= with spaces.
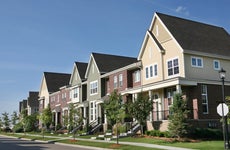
xmin=92 ymin=52 xmax=137 ymax=74
xmin=156 ymin=12 xmax=230 ymax=56
xmin=44 ymin=72 xmax=71 ymax=93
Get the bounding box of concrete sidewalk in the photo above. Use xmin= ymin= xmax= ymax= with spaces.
xmin=2 ymin=133 xmax=195 ymax=150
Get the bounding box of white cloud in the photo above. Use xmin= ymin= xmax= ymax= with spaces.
xmin=175 ymin=6 xmax=189 ymax=16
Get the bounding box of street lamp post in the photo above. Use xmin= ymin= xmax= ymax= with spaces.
xmin=219 ymin=68 xmax=230 ymax=149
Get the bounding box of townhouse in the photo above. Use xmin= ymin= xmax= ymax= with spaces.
xmin=20 ymin=12 xmax=230 ymax=133
xmin=84 ymin=52 xmax=137 ymax=132
xmin=132 ymin=12 xmax=230 ymax=130
xmin=69 ymin=62 xmax=88 ymax=126
xmin=38 ymin=72 xmax=71 ymax=127
xmin=27 ymin=91 xmax=39 ymax=115
xmin=19 ymin=91 xmax=38 ymax=114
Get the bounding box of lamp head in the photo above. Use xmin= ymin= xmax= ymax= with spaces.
xmin=219 ymin=68 xmax=226 ymax=79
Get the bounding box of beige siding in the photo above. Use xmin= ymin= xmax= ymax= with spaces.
xmin=150 ymin=18 xmax=171 ymax=43
xmin=161 ymin=40 xmax=185 ymax=79
xmin=39 ymin=78 xmax=49 ymax=108
xmin=141 ymin=36 xmax=163 ymax=85
xmin=141 ymin=17 xmax=185 ymax=86
xmin=184 ymin=54 xmax=230 ymax=81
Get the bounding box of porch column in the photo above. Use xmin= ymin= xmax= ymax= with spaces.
xmin=132 ymin=93 xmax=137 ymax=102
xmin=132 ymin=93 xmax=138 ymax=122
xmin=148 ymin=91 xmax=153 ymax=122
xmin=176 ymin=84 xmax=182 ymax=93
xmin=55 ymin=112 xmax=58 ymax=128
xmin=83 ymin=106 xmax=86 ymax=126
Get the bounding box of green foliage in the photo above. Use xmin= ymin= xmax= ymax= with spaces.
xmin=68 ymin=103 xmax=83 ymax=131
xmin=23 ymin=113 xmax=39 ymax=132
xmin=145 ymin=130 xmax=170 ymax=138
xmin=189 ymin=128 xmax=222 ymax=140
xmin=11 ymin=111 xmax=19 ymax=127
xmin=103 ymin=90 xmax=125 ymax=144
xmin=104 ymin=90 xmax=125 ymax=126
xmin=168 ymin=93 xmax=189 ymax=138
xmin=39 ymin=104 xmax=52 ymax=129
xmin=13 ymin=122 xmax=24 ymax=133
xmin=127 ymin=92 xmax=153 ymax=135
xmin=0 ymin=117 xmax=3 ymax=129
xmin=1 ymin=112 xmax=11 ymax=128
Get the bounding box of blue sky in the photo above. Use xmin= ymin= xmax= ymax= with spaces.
xmin=0 ymin=0 xmax=229 ymax=115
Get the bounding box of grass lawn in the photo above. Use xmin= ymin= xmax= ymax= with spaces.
xmin=0 ymin=132 xmax=225 ymax=150
xmin=60 ymin=139 xmax=159 ymax=150
xmin=119 ymin=136 xmax=224 ymax=150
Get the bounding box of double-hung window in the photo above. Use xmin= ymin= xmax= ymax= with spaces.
xmin=73 ymin=87 xmax=78 ymax=98
xmin=191 ymin=57 xmax=203 ymax=68
xmin=119 ymin=74 xmax=123 ymax=87
xmin=134 ymin=70 xmax=140 ymax=82
xmin=114 ymin=76 xmax=118 ymax=88
xmin=90 ymin=80 xmax=98 ymax=95
xmin=167 ymin=58 xmax=179 ymax=76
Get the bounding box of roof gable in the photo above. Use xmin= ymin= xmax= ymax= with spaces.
xmin=156 ymin=12 xmax=230 ymax=56
xmin=69 ymin=62 xmax=88 ymax=85
xmin=44 ymin=72 xmax=71 ymax=93
xmin=85 ymin=52 xmax=137 ymax=78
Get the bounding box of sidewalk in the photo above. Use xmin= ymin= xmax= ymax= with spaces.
xmin=2 ymin=133 xmax=195 ymax=150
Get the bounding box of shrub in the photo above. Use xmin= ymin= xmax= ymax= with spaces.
xmin=145 ymin=130 xmax=170 ymax=137
xmin=189 ymin=128 xmax=222 ymax=140
xmin=13 ymin=122 xmax=24 ymax=133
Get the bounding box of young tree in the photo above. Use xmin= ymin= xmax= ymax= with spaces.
xmin=68 ymin=103 xmax=78 ymax=131
xmin=39 ymin=104 xmax=52 ymax=130
xmin=104 ymin=90 xmax=125 ymax=144
xmin=20 ymin=109 xmax=28 ymax=134
xmin=0 ymin=117 xmax=3 ymax=129
xmin=11 ymin=111 xmax=19 ymax=133
xmin=127 ymin=92 xmax=153 ymax=135
xmin=11 ymin=111 xmax=19 ymax=127
xmin=168 ymin=93 xmax=189 ymax=139
xmin=2 ymin=112 xmax=11 ymax=128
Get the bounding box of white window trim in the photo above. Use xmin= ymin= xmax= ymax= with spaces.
xmin=113 ymin=76 xmax=118 ymax=89
xmin=213 ymin=60 xmax=220 ymax=70
xmin=134 ymin=70 xmax=140 ymax=83
xmin=191 ymin=56 xmax=203 ymax=68
xmin=167 ymin=57 xmax=179 ymax=78
xmin=119 ymin=74 xmax=123 ymax=87
xmin=90 ymin=80 xmax=98 ymax=96
xmin=145 ymin=63 xmax=158 ymax=80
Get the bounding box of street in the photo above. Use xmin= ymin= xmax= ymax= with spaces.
xmin=0 ymin=135 xmax=104 ymax=150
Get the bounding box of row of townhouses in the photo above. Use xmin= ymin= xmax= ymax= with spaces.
xmin=19 ymin=12 xmax=230 ymax=132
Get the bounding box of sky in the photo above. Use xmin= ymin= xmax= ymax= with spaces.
xmin=0 ymin=0 xmax=229 ymax=115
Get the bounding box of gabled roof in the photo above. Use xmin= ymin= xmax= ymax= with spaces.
xmin=93 ymin=52 xmax=137 ymax=73
xmin=27 ymin=91 xmax=39 ymax=106
xmin=44 ymin=72 xmax=71 ymax=93
xmin=156 ymin=12 xmax=230 ymax=56
xmin=75 ymin=62 xmax=88 ymax=80
xmin=138 ymin=30 xmax=164 ymax=60
xmin=85 ymin=52 xmax=138 ymax=77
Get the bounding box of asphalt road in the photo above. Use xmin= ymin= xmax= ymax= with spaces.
xmin=0 ymin=135 xmax=105 ymax=150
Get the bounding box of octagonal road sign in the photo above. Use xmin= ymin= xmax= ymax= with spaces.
xmin=217 ymin=103 xmax=229 ymax=116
